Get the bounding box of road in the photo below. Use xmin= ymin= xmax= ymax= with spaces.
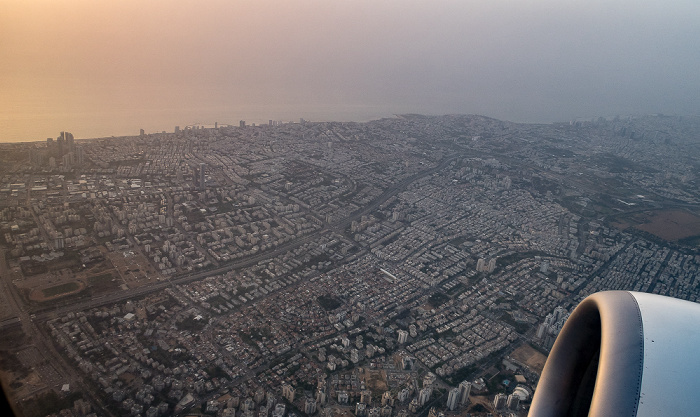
xmin=20 ymin=156 xmax=457 ymax=323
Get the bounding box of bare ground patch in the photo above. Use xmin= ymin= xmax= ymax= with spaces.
xmin=635 ymin=210 xmax=700 ymax=241
xmin=509 ymin=344 xmax=547 ymax=375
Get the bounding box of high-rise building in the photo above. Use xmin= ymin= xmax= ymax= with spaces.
xmin=175 ymin=126 xmax=180 ymax=134
xmin=487 ymin=258 xmax=496 ymax=272
xmin=418 ymin=388 xmax=431 ymax=406
xmin=282 ymin=384 xmax=295 ymax=403
xmin=316 ymin=389 xmax=326 ymax=405
xmin=458 ymin=381 xmax=471 ymax=405
xmin=507 ymin=394 xmax=520 ymax=410
xmin=397 ymin=389 xmax=410 ymax=403
xmin=65 ymin=131 xmax=75 ymax=154
xmin=423 ymin=373 xmax=436 ymax=389
xmin=62 ymin=153 xmax=72 ymax=169
xmin=304 ymin=398 xmax=316 ymax=415
xmin=57 ymin=134 xmax=65 ymax=157
xmin=408 ymin=399 xmax=419 ymax=414
xmin=199 ymin=163 xmax=206 ymax=190
xmin=46 ymin=137 xmax=55 ymax=157
xmin=255 ymin=389 xmax=266 ymax=404
xmin=240 ymin=120 xmax=246 ymax=128
xmin=446 ymin=388 xmax=460 ymax=410
xmin=397 ymin=330 xmax=408 ymax=344
xmin=493 ymin=393 xmax=507 ymax=410
xmin=76 ymin=146 xmax=85 ymax=165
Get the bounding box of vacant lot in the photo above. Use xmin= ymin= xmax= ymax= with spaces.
xmin=510 ymin=344 xmax=547 ymax=375
xmin=635 ymin=210 xmax=700 ymax=241
xmin=88 ymin=272 xmax=121 ymax=295
xmin=359 ymin=368 xmax=388 ymax=393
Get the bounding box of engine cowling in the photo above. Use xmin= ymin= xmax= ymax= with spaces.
xmin=529 ymin=291 xmax=700 ymax=417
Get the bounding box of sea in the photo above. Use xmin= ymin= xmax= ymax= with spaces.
xmin=0 ymin=104 xmax=400 ymax=143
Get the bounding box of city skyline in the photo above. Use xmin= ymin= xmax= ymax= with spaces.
xmin=3 ymin=0 xmax=700 ymax=142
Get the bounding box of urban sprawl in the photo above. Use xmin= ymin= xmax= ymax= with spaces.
xmin=1 ymin=114 xmax=700 ymax=417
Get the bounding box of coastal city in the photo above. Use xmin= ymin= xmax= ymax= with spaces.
xmin=1 ymin=114 xmax=700 ymax=417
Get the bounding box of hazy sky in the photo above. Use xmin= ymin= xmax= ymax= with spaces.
xmin=2 ymin=0 xmax=700 ymax=141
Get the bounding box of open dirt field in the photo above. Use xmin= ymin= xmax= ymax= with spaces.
xmin=359 ymin=368 xmax=389 ymax=393
xmin=510 ymin=344 xmax=547 ymax=375
xmin=107 ymin=250 xmax=161 ymax=289
xmin=635 ymin=210 xmax=700 ymax=241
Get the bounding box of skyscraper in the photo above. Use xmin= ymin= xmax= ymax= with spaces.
xmin=46 ymin=138 xmax=54 ymax=157
xmin=507 ymin=394 xmax=520 ymax=410
xmin=418 ymin=387 xmax=431 ymax=406
xmin=76 ymin=146 xmax=85 ymax=165
xmin=304 ymin=398 xmax=316 ymax=415
xmin=65 ymin=131 xmax=75 ymax=154
xmin=446 ymin=387 xmax=460 ymax=410
xmin=282 ymin=384 xmax=295 ymax=402
xmin=493 ymin=393 xmax=507 ymax=410
xmin=57 ymin=133 xmax=65 ymax=157
xmin=199 ymin=163 xmax=206 ymax=190
xmin=459 ymin=381 xmax=472 ymax=405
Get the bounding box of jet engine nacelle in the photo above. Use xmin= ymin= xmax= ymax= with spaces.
xmin=529 ymin=291 xmax=700 ymax=417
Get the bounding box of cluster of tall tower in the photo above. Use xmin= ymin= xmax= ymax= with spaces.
xmin=445 ymin=380 xmax=472 ymax=410
xmin=476 ymin=257 xmax=497 ymax=273
xmin=39 ymin=131 xmax=84 ymax=169
xmin=536 ymin=306 xmax=570 ymax=350
xmin=493 ymin=392 xmax=520 ymax=411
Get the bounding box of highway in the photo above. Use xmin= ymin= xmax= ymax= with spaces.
xmin=26 ymin=156 xmax=457 ymax=323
